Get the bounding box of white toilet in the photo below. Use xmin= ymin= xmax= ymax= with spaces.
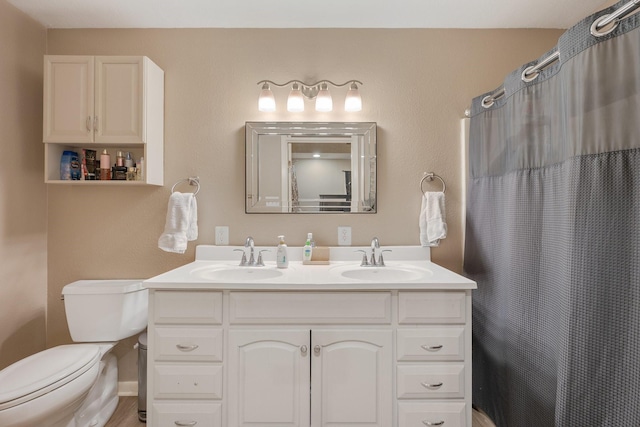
xmin=0 ymin=280 xmax=148 ymax=427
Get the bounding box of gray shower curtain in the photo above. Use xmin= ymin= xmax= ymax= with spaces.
xmin=464 ymin=2 xmax=640 ymax=426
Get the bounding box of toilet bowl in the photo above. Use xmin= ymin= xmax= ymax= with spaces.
xmin=0 ymin=280 xmax=148 ymax=427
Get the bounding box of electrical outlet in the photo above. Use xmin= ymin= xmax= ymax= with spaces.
xmin=338 ymin=226 xmax=351 ymax=246
xmin=215 ymin=226 xmax=229 ymax=245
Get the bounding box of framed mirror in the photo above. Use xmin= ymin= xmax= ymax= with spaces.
xmin=246 ymin=122 xmax=376 ymax=213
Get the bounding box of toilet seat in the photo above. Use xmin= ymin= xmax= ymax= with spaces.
xmin=0 ymin=344 xmax=101 ymax=411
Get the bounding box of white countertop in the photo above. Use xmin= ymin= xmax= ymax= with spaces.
xmin=144 ymin=245 xmax=477 ymax=291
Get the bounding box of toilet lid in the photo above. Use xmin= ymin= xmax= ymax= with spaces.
xmin=0 ymin=344 xmax=101 ymax=410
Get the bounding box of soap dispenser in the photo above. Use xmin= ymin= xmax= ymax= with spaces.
xmin=276 ymin=235 xmax=289 ymax=269
xmin=303 ymin=233 xmax=313 ymax=262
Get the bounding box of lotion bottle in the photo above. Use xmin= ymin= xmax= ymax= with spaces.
xmin=303 ymin=233 xmax=313 ymax=262
xmin=276 ymin=235 xmax=289 ymax=268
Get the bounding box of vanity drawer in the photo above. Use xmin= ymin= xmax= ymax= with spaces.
xmin=398 ymin=291 xmax=466 ymax=324
xmin=397 ymin=327 xmax=465 ymax=361
xmin=153 ymin=327 xmax=223 ymax=362
xmin=397 ymin=364 xmax=465 ymax=399
xmin=153 ymin=291 xmax=222 ymax=324
xmin=229 ymin=291 xmax=391 ymax=324
xmin=153 ymin=364 xmax=223 ymax=399
xmin=398 ymin=402 xmax=467 ymax=427
xmin=152 ymin=402 xmax=222 ymax=427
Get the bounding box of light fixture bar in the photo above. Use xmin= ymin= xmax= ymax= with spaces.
xmin=256 ymin=80 xmax=363 ymax=113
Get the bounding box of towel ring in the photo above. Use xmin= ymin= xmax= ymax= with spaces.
xmin=171 ymin=177 xmax=200 ymax=196
xmin=420 ymin=172 xmax=446 ymax=195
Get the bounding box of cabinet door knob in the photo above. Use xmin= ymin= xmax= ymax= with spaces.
xmin=176 ymin=344 xmax=199 ymax=352
xmin=421 ymin=381 xmax=444 ymax=389
xmin=314 ymin=345 xmax=321 ymax=354
xmin=421 ymin=344 xmax=443 ymax=351
xmin=174 ymin=421 xmax=197 ymax=426
xmin=300 ymin=345 xmax=308 ymax=354
xmin=422 ymin=421 xmax=444 ymax=426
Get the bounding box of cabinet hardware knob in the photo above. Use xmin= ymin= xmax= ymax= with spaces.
xmin=422 ymin=420 xmax=444 ymax=426
xmin=94 ymin=116 xmax=99 ymax=132
xmin=314 ymin=345 xmax=321 ymax=354
xmin=175 ymin=421 xmax=197 ymax=426
xmin=300 ymin=345 xmax=308 ymax=354
xmin=176 ymin=344 xmax=199 ymax=352
xmin=421 ymin=344 xmax=443 ymax=351
xmin=421 ymin=381 xmax=444 ymax=389
xmin=86 ymin=116 xmax=92 ymax=132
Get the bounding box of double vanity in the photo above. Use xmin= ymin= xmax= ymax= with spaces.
xmin=144 ymin=244 xmax=476 ymax=427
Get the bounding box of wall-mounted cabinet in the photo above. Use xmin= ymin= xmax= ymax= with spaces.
xmin=43 ymin=55 xmax=164 ymax=185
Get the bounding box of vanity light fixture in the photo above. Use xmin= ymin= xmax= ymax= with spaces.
xmin=257 ymin=79 xmax=363 ymax=113
xmin=258 ymin=82 xmax=276 ymax=112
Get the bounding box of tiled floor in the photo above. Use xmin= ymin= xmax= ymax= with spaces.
xmin=107 ymin=396 xmax=497 ymax=427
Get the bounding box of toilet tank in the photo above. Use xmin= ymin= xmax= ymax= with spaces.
xmin=62 ymin=280 xmax=149 ymax=342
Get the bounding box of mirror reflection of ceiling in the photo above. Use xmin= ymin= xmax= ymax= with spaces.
xmin=7 ymin=0 xmax=610 ymax=29
xmin=291 ymin=143 xmax=351 ymax=154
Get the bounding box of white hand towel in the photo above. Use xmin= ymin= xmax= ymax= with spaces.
xmin=158 ymin=192 xmax=196 ymax=253
xmin=186 ymin=195 xmax=198 ymax=241
xmin=419 ymin=191 xmax=447 ymax=247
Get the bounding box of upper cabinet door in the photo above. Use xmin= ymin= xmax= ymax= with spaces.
xmin=95 ymin=56 xmax=144 ymax=143
xmin=43 ymin=56 xmax=94 ymax=143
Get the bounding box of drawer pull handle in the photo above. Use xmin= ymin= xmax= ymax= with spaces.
xmin=421 ymin=344 xmax=443 ymax=351
xmin=175 ymin=421 xmax=197 ymax=426
xmin=422 ymin=421 xmax=444 ymax=426
xmin=421 ymin=381 xmax=444 ymax=389
xmin=86 ymin=116 xmax=92 ymax=132
xmin=176 ymin=344 xmax=199 ymax=352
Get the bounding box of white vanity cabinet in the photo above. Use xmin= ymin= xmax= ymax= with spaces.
xmin=43 ymin=55 xmax=164 ymax=185
xmin=147 ymin=291 xmax=224 ymax=427
xmin=145 ymin=287 xmax=472 ymax=427
xmin=396 ymin=291 xmax=471 ymax=427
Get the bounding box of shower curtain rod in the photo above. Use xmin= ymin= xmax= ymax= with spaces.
xmin=474 ymin=0 xmax=640 ymax=111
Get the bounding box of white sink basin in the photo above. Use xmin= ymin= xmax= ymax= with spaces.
xmin=190 ymin=265 xmax=284 ymax=281
xmin=333 ymin=265 xmax=433 ymax=282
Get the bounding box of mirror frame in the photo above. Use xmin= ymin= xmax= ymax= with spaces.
xmin=245 ymin=122 xmax=377 ymax=214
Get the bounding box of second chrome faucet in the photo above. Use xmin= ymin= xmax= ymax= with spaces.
xmin=356 ymin=237 xmax=391 ymax=267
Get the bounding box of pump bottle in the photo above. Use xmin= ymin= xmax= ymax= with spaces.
xmin=276 ymin=235 xmax=289 ymax=268
xmin=303 ymin=233 xmax=313 ymax=262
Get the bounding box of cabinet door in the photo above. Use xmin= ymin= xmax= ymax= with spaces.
xmin=311 ymin=330 xmax=392 ymax=427
xmin=95 ymin=56 xmax=144 ymax=143
xmin=228 ymin=329 xmax=311 ymax=427
xmin=43 ymin=56 xmax=94 ymax=143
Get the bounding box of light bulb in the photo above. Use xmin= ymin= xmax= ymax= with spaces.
xmin=258 ymin=82 xmax=276 ymax=112
xmin=344 ymin=82 xmax=362 ymax=112
xmin=287 ymin=83 xmax=304 ymax=112
xmin=315 ymin=83 xmax=333 ymax=112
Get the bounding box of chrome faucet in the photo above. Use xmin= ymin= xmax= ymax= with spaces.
xmin=370 ymin=237 xmax=380 ymax=266
xmin=245 ymin=236 xmax=256 ymax=265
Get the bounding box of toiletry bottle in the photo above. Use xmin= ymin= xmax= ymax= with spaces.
xmin=276 ymin=235 xmax=289 ymax=269
xmin=137 ymin=157 xmax=144 ymax=181
xmin=116 ymin=151 xmax=124 ymax=167
xmin=100 ymin=149 xmax=111 ymax=180
xmin=303 ymin=233 xmax=313 ymax=262
xmin=124 ymin=151 xmax=134 ymax=168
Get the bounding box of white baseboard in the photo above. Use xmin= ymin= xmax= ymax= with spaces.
xmin=118 ymin=381 xmax=138 ymax=396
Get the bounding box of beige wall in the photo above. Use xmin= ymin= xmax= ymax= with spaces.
xmin=0 ymin=0 xmax=47 ymax=369
xmin=44 ymin=27 xmax=563 ymax=382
